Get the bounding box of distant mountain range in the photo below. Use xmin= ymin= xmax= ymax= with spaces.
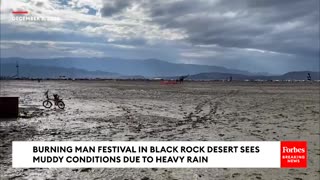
xmin=0 ymin=57 xmax=253 ymax=77
xmin=184 ymin=71 xmax=320 ymax=80
xmin=0 ymin=63 xmax=119 ymax=79
xmin=0 ymin=57 xmax=318 ymax=80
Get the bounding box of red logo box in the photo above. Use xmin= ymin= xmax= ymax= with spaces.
xmin=281 ymin=141 xmax=307 ymax=168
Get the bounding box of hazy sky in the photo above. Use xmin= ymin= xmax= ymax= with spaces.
xmin=0 ymin=0 xmax=319 ymax=74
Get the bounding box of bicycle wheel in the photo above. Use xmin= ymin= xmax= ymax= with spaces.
xmin=43 ymin=100 xmax=52 ymax=108
xmin=57 ymin=101 xmax=65 ymax=109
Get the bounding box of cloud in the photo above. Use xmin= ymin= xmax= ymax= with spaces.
xmin=98 ymin=0 xmax=319 ymax=58
xmin=100 ymin=0 xmax=133 ymax=16
xmin=138 ymin=0 xmax=319 ymax=58
xmin=0 ymin=0 xmax=319 ymax=74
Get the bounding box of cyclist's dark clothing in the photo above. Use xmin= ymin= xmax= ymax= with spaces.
xmin=53 ymin=94 xmax=60 ymax=101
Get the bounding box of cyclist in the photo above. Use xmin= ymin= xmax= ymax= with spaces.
xmin=53 ymin=94 xmax=60 ymax=105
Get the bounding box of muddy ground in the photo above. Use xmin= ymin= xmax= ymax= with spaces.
xmin=0 ymin=80 xmax=319 ymax=180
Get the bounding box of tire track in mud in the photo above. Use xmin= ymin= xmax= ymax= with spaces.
xmin=181 ymin=89 xmax=269 ymax=141
xmin=113 ymin=105 xmax=180 ymax=140
xmin=248 ymin=85 xmax=282 ymax=110
xmin=108 ymin=105 xmax=142 ymax=140
xmin=221 ymin=87 xmax=280 ymax=141
xmin=184 ymin=90 xmax=239 ymax=124
xmin=116 ymin=102 xmax=210 ymax=140
xmin=109 ymin=90 xmax=247 ymax=141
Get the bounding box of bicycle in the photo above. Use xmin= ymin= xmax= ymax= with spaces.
xmin=43 ymin=90 xmax=65 ymax=109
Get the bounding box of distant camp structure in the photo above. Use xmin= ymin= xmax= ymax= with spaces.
xmin=160 ymin=75 xmax=189 ymax=85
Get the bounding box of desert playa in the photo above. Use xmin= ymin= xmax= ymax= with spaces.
xmin=0 ymin=80 xmax=319 ymax=180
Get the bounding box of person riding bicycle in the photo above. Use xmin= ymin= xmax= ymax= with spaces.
xmin=45 ymin=90 xmax=60 ymax=102
xmin=43 ymin=90 xmax=65 ymax=109
xmin=53 ymin=94 xmax=60 ymax=104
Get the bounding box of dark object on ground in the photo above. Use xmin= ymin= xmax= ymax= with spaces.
xmin=177 ymin=75 xmax=189 ymax=83
xmin=0 ymin=97 xmax=19 ymax=118
xmin=43 ymin=90 xmax=65 ymax=109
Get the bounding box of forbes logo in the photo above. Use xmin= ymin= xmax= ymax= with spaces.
xmin=280 ymin=141 xmax=307 ymax=168
xmin=282 ymin=146 xmax=305 ymax=153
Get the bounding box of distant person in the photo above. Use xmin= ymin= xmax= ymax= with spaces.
xmin=53 ymin=94 xmax=60 ymax=103
xmin=307 ymin=73 xmax=312 ymax=81
xmin=177 ymin=75 xmax=189 ymax=83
